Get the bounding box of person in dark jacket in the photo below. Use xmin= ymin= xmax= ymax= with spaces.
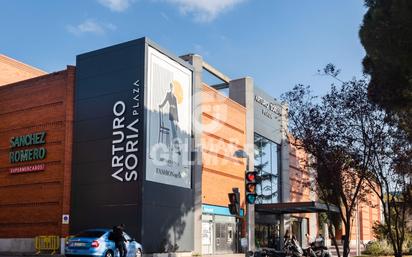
xmin=112 ymin=225 xmax=127 ymax=257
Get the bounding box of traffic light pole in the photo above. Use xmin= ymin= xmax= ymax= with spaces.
xmin=233 ymin=149 xmax=255 ymax=254
xmin=245 ymin=157 xmax=255 ymax=253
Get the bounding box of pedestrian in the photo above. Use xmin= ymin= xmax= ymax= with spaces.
xmin=315 ymin=233 xmax=325 ymax=247
xmin=113 ymin=224 xmax=127 ymax=257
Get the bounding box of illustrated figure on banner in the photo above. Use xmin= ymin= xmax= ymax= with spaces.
xmin=159 ymin=80 xmax=183 ymax=157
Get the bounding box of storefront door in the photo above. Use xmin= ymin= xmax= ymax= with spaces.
xmin=202 ymin=214 xmax=237 ymax=254
xmin=202 ymin=220 xmax=213 ymax=255
xmin=215 ymin=222 xmax=236 ymax=253
xmin=291 ymin=217 xmax=302 ymax=246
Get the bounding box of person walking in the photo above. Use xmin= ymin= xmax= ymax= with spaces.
xmin=113 ymin=224 xmax=127 ymax=257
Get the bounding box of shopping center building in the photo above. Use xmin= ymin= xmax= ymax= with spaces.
xmin=0 ymin=38 xmax=381 ymax=254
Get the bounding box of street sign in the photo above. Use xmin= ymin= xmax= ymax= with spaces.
xmin=62 ymin=214 xmax=70 ymax=224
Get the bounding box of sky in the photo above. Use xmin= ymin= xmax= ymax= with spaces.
xmin=0 ymin=0 xmax=367 ymax=99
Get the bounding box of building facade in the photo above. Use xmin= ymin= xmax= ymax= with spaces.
xmin=0 ymin=54 xmax=46 ymax=86
xmin=0 ymin=67 xmax=75 ymax=251
xmin=0 ymin=38 xmax=381 ymax=254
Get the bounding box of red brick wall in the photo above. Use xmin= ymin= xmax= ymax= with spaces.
xmin=201 ymin=85 xmax=247 ymax=211
xmin=288 ymin=140 xmax=314 ymax=230
xmin=0 ymin=54 xmax=46 ymax=86
xmin=0 ymin=67 xmax=75 ymax=238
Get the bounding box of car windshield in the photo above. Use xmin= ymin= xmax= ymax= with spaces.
xmin=75 ymin=231 xmax=105 ymax=238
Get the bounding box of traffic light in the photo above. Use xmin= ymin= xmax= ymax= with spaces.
xmin=228 ymin=188 xmax=240 ymax=216
xmin=245 ymin=171 xmax=258 ymax=204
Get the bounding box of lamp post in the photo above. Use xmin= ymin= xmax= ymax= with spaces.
xmin=234 ymin=149 xmax=254 ymax=254
xmin=356 ymin=199 xmax=360 ymax=256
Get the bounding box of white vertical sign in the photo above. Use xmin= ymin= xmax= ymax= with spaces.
xmin=146 ymin=46 xmax=192 ymax=188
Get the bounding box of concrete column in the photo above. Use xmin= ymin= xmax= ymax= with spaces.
xmin=185 ymin=54 xmax=203 ymax=254
xmin=323 ymin=223 xmax=330 ymax=247
xmin=229 ymin=77 xmax=255 ymax=251
xmin=279 ymin=102 xmax=290 ymax=248
xmin=280 ymin=102 xmax=290 ymax=203
xmin=280 ymin=214 xmax=291 ymax=249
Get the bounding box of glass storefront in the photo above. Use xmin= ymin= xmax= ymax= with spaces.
xmin=255 ymin=221 xmax=281 ymax=249
xmin=202 ymin=208 xmax=239 ymax=255
xmin=254 ymin=133 xmax=280 ymax=204
xmin=254 ymin=134 xmax=282 ymax=249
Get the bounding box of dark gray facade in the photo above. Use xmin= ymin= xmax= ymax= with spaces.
xmin=71 ymin=38 xmax=194 ymax=253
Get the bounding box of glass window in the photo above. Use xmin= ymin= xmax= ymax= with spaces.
xmin=75 ymin=230 xmax=105 ymax=238
xmin=254 ymin=134 xmax=280 ymax=204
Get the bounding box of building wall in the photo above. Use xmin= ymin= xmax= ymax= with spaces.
xmin=201 ymin=84 xmax=246 ymax=210
xmin=0 ymin=67 xmax=75 ymax=238
xmin=347 ymin=183 xmax=381 ymax=243
xmin=288 ymin=141 xmax=318 ymax=239
xmin=289 ymin=142 xmax=312 ymax=203
xmin=0 ymin=54 xmax=46 ymax=86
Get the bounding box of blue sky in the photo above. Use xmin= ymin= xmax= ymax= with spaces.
xmin=1 ymin=0 xmax=366 ymax=98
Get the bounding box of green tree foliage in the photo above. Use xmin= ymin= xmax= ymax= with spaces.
xmin=359 ymin=0 xmax=412 ymax=141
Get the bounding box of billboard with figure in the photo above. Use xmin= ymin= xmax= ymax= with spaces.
xmin=146 ymin=46 xmax=192 ymax=189
xmin=71 ymin=38 xmax=194 ymax=253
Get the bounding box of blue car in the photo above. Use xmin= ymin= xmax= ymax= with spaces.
xmin=65 ymin=228 xmax=143 ymax=257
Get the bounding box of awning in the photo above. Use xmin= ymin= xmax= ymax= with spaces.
xmin=255 ymin=201 xmax=340 ymax=214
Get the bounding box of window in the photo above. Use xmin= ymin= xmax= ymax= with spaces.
xmin=75 ymin=230 xmax=105 ymax=238
xmin=254 ymin=134 xmax=280 ymax=204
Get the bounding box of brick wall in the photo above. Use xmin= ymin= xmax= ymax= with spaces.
xmin=201 ymin=85 xmax=247 ymax=211
xmin=288 ymin=141 xmax=316 ymax=234
xmin=289 ymin=142 xmax=312 ymax=203
xmin=347 ymin=183 xmax=381 ymax=242
xmin=0 ymin=54 xmax=46 ymax=86
xmin=0 ymin=67 xmax=75 ymax=238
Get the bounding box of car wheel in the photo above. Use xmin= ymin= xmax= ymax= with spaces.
xmin=105 ymin=250 xmax=114 ymax=257
xmin=135 ymin=248 xmax=142 ymax=257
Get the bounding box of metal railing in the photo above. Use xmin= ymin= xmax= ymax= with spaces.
xmin=35 ymin=235 xmax=60 ymax=255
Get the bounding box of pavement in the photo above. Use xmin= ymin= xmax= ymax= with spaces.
xmin=0 ymin=253 xmax=63 ymax=257
xmin=0 ymin=253 xmax=245 ymax=257
xmin=329 ymin=244 xmax=364 ymax=257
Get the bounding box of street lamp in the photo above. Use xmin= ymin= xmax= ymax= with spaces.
xmin=234 ymin=149 xmax=249 ymax=159
xmin=233 ymin=149 xmax=254 ymax=254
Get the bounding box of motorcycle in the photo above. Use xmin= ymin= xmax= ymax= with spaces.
xmin=307 ymin=240 xmax=332 ymax=257
xmin=284 ymin=238 xmax=304 ymax=257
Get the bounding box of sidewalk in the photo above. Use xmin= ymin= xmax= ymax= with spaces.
xmin=0 ymin=253 xmax=245 ymax=257
xmin=0 ymin=253 xmax=63 ymax=257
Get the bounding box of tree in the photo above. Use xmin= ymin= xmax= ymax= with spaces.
xmin=281 ymin=71 xmax=373 ymax=257
xmin=364 ymin=111 xmax=412 ymax=257
xmin=359 ymin=0 xmax=412 ymax=141
xmin=283 ymin=64 xmax=412 ymax=257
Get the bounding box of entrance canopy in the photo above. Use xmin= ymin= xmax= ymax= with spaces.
xmin=255 ymin=201 xmax=340 ymax=214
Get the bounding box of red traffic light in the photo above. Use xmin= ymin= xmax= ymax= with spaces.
xmin=246 ymin=171 xmax=257 ymax=182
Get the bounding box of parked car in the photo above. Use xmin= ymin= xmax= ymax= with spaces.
xmin=65 ymin=228 xmax=143 ymax=257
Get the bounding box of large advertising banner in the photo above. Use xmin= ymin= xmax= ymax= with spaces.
xmin=146 ymin=46 xmax=192 ymax=188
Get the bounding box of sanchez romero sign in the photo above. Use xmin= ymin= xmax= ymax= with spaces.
xmin=8 ymin=131 xmax=47 ymax=174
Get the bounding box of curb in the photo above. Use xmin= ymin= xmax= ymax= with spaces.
xmin=0 ymin=253 xmax=64 ymax=257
